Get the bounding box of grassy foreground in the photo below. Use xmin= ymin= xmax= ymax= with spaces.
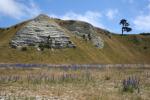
xmin=0 ymin=66 xmax=149 ymax=100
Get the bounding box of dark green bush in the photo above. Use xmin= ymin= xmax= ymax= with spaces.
xmin=21 ymin=47 xmax=27 ymax=51
xmin=105 ymin=76 xmax=111 ymax=80
xmin=143 ymin=46 xmax=148 ymax=50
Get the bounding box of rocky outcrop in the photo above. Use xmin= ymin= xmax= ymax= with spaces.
xmin=10 ymin=14 xmax=104 ymax=49
xmin=11 ymin=14 xmax=75 ymax=49
xmin=58 ymin=20 xmax=104 ymax=48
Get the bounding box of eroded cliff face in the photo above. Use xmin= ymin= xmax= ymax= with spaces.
xmin=10 ymin=14 xmax=104 ymax=49
xmin=58 ymin=20 xmax=104 ymax=48
xmin=11 ymin=14 xmax=75 ymax=49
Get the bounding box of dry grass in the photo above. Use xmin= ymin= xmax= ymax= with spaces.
xmin=0 ymin=33 xmax=149 ymax=64
xmin=0 ymin=67 xmax=149 ymax=100
xmin=0 ymin=20 xmax=150 ymax=64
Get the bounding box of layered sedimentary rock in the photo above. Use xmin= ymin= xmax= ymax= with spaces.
xmin=58 ymin=20 xmax=104 ymax=48
xmin=11 ymin=14 xmax=75 ymax=49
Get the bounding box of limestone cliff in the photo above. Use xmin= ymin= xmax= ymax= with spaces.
xmin=11 ymin=14 xmax=75 ymax=49
xmin=58 ymin=20 xmax=104 ymax=48
xmin=11 ymin=14 xmax=104 ymax=49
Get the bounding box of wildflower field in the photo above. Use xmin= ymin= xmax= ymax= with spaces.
xmin=0 ymin=66 xmax=149 ymax=100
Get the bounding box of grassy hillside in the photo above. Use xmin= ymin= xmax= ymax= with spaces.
xmin=0 ymin=19 xmax=150 ymax=64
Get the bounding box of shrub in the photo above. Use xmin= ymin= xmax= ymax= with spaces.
xmin=11 ymin=45 xmax=17 ymax=49
xmin=140 ymin=33 xmax=150 ymax=36
xmin=28 ymin=43 xmax=35 ymax=46
xmin=82 ymin=34 xmax=86 ymax=39
xmin=143 ymin=46 xmax=148 ymax=50
xmin=14 ymin=25 xmax=18 ymax=29
xmin=105 ymin=76 xmax=111 ymax=80
xmin=122 ymin=76 xmax=140 ymax=93
xmin=21 ymin=47 xmax=27 ymax=51
xmin=6 ymin=28 xmax=10 ymax=30
xmin=88 ymin=34 xmax=92 ymax=40
xmin=39 ymin=42 xmax=51 ymax=49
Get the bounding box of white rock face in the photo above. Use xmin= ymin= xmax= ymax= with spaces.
xmin=11 ymin=14 xmax=75 ymax=48
xmin=59 ymin=21 xmax=104 ymax=48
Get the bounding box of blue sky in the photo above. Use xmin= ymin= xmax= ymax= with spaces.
xmin=0 ymin=0 xmax=150 ymax=34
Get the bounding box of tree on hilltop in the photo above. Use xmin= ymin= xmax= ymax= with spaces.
xmin=120 ymin=19 xmax=132 ymax=35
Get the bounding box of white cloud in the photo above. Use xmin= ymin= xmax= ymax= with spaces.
xmin=133 ymin=1 xmax=150 ymax=31
xmin=106 ymin=9 xmax=118 ymax=20
xmin=128 ymin=0 xmax=134 ymax=3
xmin=147 ymin=0 xmax=150 ymax=9
xmin=122 ymin=0 xmax=134 ymax=4
xmin=0 ymin=0 xmax=41 ymax=19
xmin=133 ymin=14 xmax=150 ymax=31
xmin=49 ymin=11 xmax=105 ymax=28
xmin=147 ymin=1 xmax=150 ymax=9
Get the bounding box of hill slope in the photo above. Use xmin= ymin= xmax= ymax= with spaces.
xmin=0 ymin=15 xmax=150 ymax=64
